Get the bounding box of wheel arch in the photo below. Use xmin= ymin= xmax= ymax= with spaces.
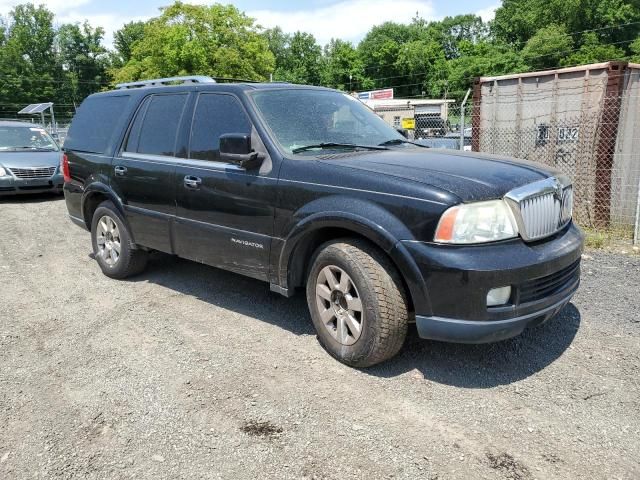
xmin=278 ymin=210 xmax=430 ymax=315
xmin=81 ymin=182 xmax=126 ymax=231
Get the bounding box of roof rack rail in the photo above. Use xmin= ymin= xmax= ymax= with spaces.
xmin=116 ymin=76 xmax=216 ymax=90
xmin=212 ymin=77 xmax=260 ymax=83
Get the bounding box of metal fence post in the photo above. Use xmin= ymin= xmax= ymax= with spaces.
xmin=459 ymin=88 xmax=471 ymax=151
xmin=634 ymin=178 xmax=640 ymax=246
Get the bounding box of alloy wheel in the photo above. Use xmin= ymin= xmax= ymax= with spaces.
xmin=315 ymin=265 xmax=364 ymax=346
xmin=96 ymin=215 xmax=121 ymax=266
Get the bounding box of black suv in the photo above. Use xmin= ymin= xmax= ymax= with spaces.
xmin=62 ymin=76 xmax=583 ymax=367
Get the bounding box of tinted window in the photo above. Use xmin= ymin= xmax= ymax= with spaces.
xmin=65 ymin=95 xmax=130 ymax=154
xmin=135 ymin=94 xmax=187 ymax=157
xmin=190 ymin=94 xmax=251 ymax=162
xmin=123 ymin=96 xmax=151 ymax=153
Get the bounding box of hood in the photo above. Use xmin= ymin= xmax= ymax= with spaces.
xmin=318 ymin=148 xmax=557 ymax=202
xmin=0 ymin=150 xmax=61 ymax=169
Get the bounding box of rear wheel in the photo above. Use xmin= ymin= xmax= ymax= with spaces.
xmin=306 ymin=238 xmax=409 ymax=367
xmin=91 ymin=201 xmax=148 ymax=279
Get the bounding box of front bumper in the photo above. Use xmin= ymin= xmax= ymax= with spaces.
xmin=401 ymin=222 xmax=584 ymax=343
xmin=0 ymin=173 xmax=64 ymax=195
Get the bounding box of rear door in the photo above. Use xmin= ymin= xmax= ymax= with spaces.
xmin=173 ymin=92 xmax=277 ymax=281
xmin=111 ymin=93 xmax=189 ymax=253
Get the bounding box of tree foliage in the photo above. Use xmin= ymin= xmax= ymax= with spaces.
xmin=265 ymin=29 xmax=323 ymax=85
xmin=0 ymin=0 xmax=639 ymax=121
xmin=521 ymin=25 xmax=573 ymax=70
xmin=112 ymin=21 xmax=145 ymax=67
xmin=112 ymin=2 xmax=274 ymax=83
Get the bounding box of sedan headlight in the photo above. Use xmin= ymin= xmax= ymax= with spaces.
xmin=434 ymin=199 xmax=519 ymax=244
xmin=0 ymin=166 xmax=7 ymax=177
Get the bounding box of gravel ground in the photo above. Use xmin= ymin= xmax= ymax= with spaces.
xmin=1 ymin=195 xmax=639 ymax=480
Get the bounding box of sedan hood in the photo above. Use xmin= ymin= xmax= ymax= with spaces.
xmin=318 ymin=149 xmax=557 ymax=202
xmin=0 ymin=150 xmax=61 ymax=169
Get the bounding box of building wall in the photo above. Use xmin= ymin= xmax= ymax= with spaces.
xmin=375 ymin=107 xmax=414 ymax=128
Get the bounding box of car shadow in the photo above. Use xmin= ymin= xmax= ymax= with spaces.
xmin=133 ymin=252 xmax=580 ymax=388
xmin=365 ymin=304 xmax=581 ymax=388
xmin=0 ymin=192 xmax=64 ymax=204
xmin=136 ymin=252 xmax=315 ymax=337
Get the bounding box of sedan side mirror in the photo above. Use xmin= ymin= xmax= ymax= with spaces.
xmin=220 ymin=133 xmax=263 ymax=169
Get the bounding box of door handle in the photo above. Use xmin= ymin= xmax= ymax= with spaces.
xmin=184 ymin=175 xmax=202 ymax=189
xmin=114 ymin=166 xmax=127 ymax=176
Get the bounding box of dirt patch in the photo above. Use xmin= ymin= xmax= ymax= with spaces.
xmin=486 ymin=452 xmax=532 ymax=480
xmin=241 ymin=420 xmax=283 ymax=438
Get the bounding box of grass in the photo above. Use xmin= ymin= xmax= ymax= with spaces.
xmin=580 ymin=226 xmax=640 ymax=254
xmin=583 ymin=229 xmax=611 ymax=249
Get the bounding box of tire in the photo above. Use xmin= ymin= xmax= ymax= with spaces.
xmin=306 ymin=238 xmax=409 ymax=368
xmin=91 ymin=200 xmax=148 ymax=279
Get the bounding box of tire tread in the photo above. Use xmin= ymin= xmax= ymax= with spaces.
xmin=309 ymin=238 xmax=409 ymax=367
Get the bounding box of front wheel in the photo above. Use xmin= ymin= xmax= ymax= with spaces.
xmin=91 ymin=201 xmax=148 ymax=279
xmin=306 ymin=239 xmax=409 ymax=367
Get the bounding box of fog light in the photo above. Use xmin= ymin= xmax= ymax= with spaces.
xmin=487 ymin=286 xmax=511 ymax=307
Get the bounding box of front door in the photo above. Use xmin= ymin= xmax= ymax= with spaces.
xmin=173 ymin=93 xmax=277 ymax=281
xmin=111 ymin=93 xmax=189 ymax=253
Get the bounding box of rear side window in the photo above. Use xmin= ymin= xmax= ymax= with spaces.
xmin=189 ymin=94 xmax=251 ymax=162
xmin=125 ymin=94 xmax=188 ymax=157
xmin=65 ymin=95 xmax=130 ymax=154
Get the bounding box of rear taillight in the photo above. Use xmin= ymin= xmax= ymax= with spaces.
xmin=61 ymin=153 xmax=71 ymax=183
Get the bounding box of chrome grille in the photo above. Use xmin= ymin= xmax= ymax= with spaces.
xmin=9 ymin=166 xmax=57 ymax=179
xmin=505 ymin=176 xmax=573 ymax=242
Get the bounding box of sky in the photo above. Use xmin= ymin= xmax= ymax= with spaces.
xmin=0 ymin=0 xmax=500 ymax=48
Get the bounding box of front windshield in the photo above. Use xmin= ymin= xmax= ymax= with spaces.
xmin=250 ymin=89 xmax=406 ymax=154
xmin=0 ymin=126 xmax=58 ymax=151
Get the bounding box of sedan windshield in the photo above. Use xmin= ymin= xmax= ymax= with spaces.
xmin=0 ymin=126 xmax=58 ymax=151
xmin=250 ymin=89 xmax=407 ymax=155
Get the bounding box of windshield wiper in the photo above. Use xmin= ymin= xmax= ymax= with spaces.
xmin=378 ymin=139 xmax=428 ymax=147
xmin=292 ymin=142 xmax=389 ymax=154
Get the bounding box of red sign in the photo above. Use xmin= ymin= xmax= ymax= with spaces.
xmin=358 ymin=89 xmax=394 ymax=100
xmin=371 ymin=89 xmax=394 ymax=99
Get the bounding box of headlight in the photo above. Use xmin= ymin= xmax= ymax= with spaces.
xmin=0 ymin=166 xmax=7 ymax=177
xmin=434 ymin=199 xmax=519 ymax=244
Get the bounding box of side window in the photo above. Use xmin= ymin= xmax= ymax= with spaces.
xmin=189 ymin=94 xmax=251 ymax=162
xmin=123 ymin=96 xmax=150 ymax=153
xmin=65 ymin=95 xmax=131 ymax=154
xmin=125 ymin=94 xmax=187 ymax=157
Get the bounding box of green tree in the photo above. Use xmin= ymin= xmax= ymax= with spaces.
xmin=57 ymin=22 xmax=108 ymax=104
xmin=425 ymin=14 xmax=488 ymax=60
xmin=631 ymin=36 xmax=640 ymax=61
xmin=269 ymin=31 xmax=323 ymax=84
xmin=357 ymin=21 xmax=413 ymax=90
xmin=264 ymin=26 xmax=290 ymax=74
xmin=0 ymin=3 xmax=58 ymax=117
xmin=321 ymin=39 xmax=369 ymax=91
xmin=112 ymin=1 xmax=275 ymax=83
xmin=395 ymin=38 xmax=448 ymax=97
xmin=521 ymin=25 xmax=573 ymax=69
xmin=561 ymin=31 xmax=627 ymax=65
xmin=446 ymin=40 xmax=526 ymax=98
xmin=112 ymin=21 xmax=146 ymax=66
xmin=493 ymin=0 xmax=640 ymax=49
